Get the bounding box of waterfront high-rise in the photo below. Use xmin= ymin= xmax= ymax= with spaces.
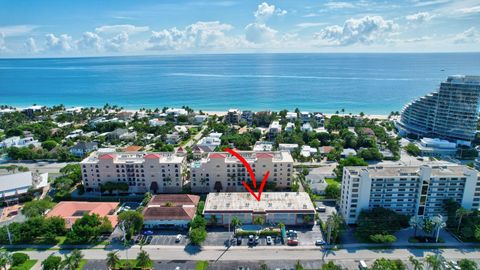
xmin=340 ymin=163 xmax=480 ymax=224
xmin=396 ymin=75 xmax=480 ymax=144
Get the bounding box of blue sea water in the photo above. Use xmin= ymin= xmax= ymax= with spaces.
xmin=1 ymin=53 xmax=479 ymax=114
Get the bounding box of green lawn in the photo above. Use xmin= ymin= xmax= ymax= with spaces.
xmin=10 ymin=259 xmax=37 ymax=270
xmin=325 ymin=178 xmax=340 ymax=186
xmin=195 ymin=261 xmax=209 ymax=270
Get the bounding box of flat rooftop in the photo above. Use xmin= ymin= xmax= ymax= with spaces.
xmin=345 ymin=163 xmax=475 ymax=178
xmin=46 ymin=201 xmax=119 ymax=228
xmin=81 ymin=151 xmax=184 ymax=164
xmin=203 ymin=151 xmax=293 ymax=163
xmin=204 ymin=192 xmax=315 ymax=213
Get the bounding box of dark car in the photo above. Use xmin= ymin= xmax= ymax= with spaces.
xmin=145 ymin=235 xmax=153 ymax=244
xmin=236 ymin=236 xmax=242 ymax=245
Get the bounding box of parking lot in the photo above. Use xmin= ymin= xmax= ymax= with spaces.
xmin=314 ymin=201 xmax=337 ymax=223
xmin=138 ymin=231 xmax=190 ymax=246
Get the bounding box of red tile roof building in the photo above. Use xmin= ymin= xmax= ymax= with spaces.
xmin=143 ymin=194 xmax=200 ymax=229
xmin=46 ymin=201 xmax=119 ymax=228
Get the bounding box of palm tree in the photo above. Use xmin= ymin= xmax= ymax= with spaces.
xmin=455 ymin=207 xmax=471 ymax=232
xmin=106 ymin=251 xmax=120 ymax=270
xmin=136 ymin=250 xmax=152 ymax=270
xmin=409 ymin=216 xmax=423 ymax=237
xmin=425 ymin=254 xmax=443 ymax=270
xmin=409 ymin=256 xmax=423 ymax=270
xmin=230 ymin=216 xmax=242 ymax=230
xmin=62 ymin=250 xmax=83 ymax=270
xmin=0 ymin=251 xmax=12 ymax=270
xmin=326 ymin=212 xmax=343 ymax=244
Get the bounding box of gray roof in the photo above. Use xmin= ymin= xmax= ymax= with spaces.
xmin=0 ymin=172 xmax=33 ymax=192
xmin=71 ymin=141 xmax=98 ymax=150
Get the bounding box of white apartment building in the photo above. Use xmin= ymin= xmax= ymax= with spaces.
xmin=81 ymin=151 xmax=186 ymax=194
xmin=340 ymin=163 xmax=480 ymax=224
xmin=190 ymin=151 xmax=294 ymax=193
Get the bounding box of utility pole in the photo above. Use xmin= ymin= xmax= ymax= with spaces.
xmin=326 ymin=220 xmax=333 ymax=245
xmin=6 ymin=222 xmax=12 ymax=245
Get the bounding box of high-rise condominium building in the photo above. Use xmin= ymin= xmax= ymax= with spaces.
xmin=190 ymin=151 xmax=294 ymax=193
xmin=81 ymin=151 xmax=186 ymax=193
xmin=340 ymin=163 xmax=480 ymax=224
xmin=396 ymin=75 xmax=480 ymax=144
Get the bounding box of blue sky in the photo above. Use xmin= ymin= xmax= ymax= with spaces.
xmin=0 ymin=0 xmax=479 ymax=57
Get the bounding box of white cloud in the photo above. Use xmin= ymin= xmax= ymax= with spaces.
xmin=245 ymin=23 xmax=277 ymax=43
xmin=254 ymin=2 xmax=286 ymax=21
xmin=315 ymin=16 xmax=398 ymax=46
xmin=303 ymin=13 xmax=319 ymax=18
xmin=413 ymin=0 xmax=450 ymax=7
xmin=296 ymin=22 xmax=327 ymax=28
xmin=45 ymin=33 xmax=74 ymax=52
xmin=104 ymin=32 xmax=129 ymax=52
xmin=405 ymin=12 xmax=433 ymax=23
xmin=456 ymin=5 xmax=480 ymax=14
xmin=454 ymin=27 xmax=480 ymax=44
xmin=254 ymin=2 xmax=276 ymax=21
xmin=95 ymin=24 xmax=149 ymax=34
xmin=324 ymin=2 xmax=355 ymax=9
xmin=77 ymin=31 xmax=102 ymax=51
xmin=148 ymin=21 xmax=237 ymax=51
xmin=0 ymin=25 xmax=37 ymax=37
xmin=24 ymin=37 xmax=38 ymax=53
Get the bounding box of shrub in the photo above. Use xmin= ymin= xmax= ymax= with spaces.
xmin=369 ymin=234 xmax=397 ymax=243
xmin=12 ymin=253 xmax=29 ymax=266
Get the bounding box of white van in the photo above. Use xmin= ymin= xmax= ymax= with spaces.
xmin=359 ymin=260 xmax=368 ymax=270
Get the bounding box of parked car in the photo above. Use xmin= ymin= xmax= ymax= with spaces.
xmin=315 ymin=239 xmax=325 ymax=246
xmin=134 ymin=235 xmax=144 ymax=244
xmin=316 ymin=206 xmax=326 ymax=212
xmin=248 ymin=235 xmax=255 ymax=245
xmin=144 ymin=235 xmax=153 ymax=245
xmin=236 ymin=236 xmax=242 ymax=245
xmin=449 ymin=261 xmax=461 ymax=270
xmin=143 ymin=230 xmax=154 ymax=235
xmin=266 ymin=236 xmax=272 ymax=245
xmin=175 ymin=234 xmax=182 ymax=242
xmin=359 ymin=260 xmax=368 ymax=270
xmin=287 ymin=239 xmax=298 ymax=246
xmin=254 ymin=235 xmax=259 ymax=244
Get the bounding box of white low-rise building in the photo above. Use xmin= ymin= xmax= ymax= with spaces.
xmin=0 ymin=136 xmax=40 ymax=149
xmin=0 ymin=172 xmax=49 ymax=203
xmin=301 ymin=123 xmax=313 ymax=132
xmin=300 ymin=145 xmax=317 ymax=157
xmin=416 ymin=138 xmax=457 ymax=157
xmin=278 ymin=143 xmax=299 ymax=152
xmin=203 ymin=192 xmax=315 ymax=226
xmin=253 ymin=141 xmax=273 ymax=152
xmin=149 ymin=119 xmax=166 ymax=127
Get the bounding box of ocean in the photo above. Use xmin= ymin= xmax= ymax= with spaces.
xmin=1 ymin=53 xmax=479 ymax=114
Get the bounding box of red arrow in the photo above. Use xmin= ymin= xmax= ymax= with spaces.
xmin=224 ymin=148 xmax=269 ymax=201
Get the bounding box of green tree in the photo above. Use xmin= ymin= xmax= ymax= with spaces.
xmin=409 ymin=216 xmax=422 ymax=238
xmin=21 ymin=199 xmax=55 ymax=218
xmin=409 ymin=256 xmax=423 ymax=270
xmin=230 ymin=216 xmax=242 ymax=229
xmin=425 ymin=255 xmax=444 ymax=270
xmin=455 ymin=207 xmax=471 ymax=232
xmin=61 ymin=250 xmax=83 ymax=270
xmin=11 ymin=253 xmax=29 ymax=267
xmin=41 ymin=255 xmax=62 ymax=270
xmin=322 ymin=261 xmax=343 ymax=270
xmin=106 ymin=251 xmax=120 ymax=270
xmin=458 ymin=259 xmax=477 ymax=270
xmin=325 ymin=184 xmax=341 ymax=200
xmin=371 ymin=258 xmax=405 ymax=270
xmin=190 ymin=216 xmax=207 ymax=229
xmin=253 ymin=216 xmax=265 ymax=225
xmin=0 ymin=251 xmax=12 ymax=270
xmin=405 ymin=143 xmax=421 ymax=156
xmin=118 ymin=211 xmax=144 ymax=240
xmin=41 ymin=140 xmax=58 ymax=151
xmin=189 ymin=227 xmax=207 ymax=245
xmin=136 ymin=250 xmax=152 ymax=270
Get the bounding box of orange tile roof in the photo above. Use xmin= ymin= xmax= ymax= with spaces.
xmin=46 ymin=201 xmax=119 ymax=228
xmin=123 ymin=145 xmax=143 ymax=152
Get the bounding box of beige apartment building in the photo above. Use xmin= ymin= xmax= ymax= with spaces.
xmin=340 ymin=163 xmax=480 ymax=224
xmin=190 ymin=151 xmax=294 ymax=193
xmin=81 ymin=151 xmax=186 ymax=193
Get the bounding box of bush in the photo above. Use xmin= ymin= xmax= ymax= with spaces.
xmin=369 ymin=234 xmax=397 ymax=243
xmin=355 ymin=207 xmax=409 ymax=242
xmin=189 ymin=227 xmax=207 ymax=245
xmin=12 ymin=253 xmax=29 ymax=266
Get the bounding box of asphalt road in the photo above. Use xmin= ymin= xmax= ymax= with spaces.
xmin=20 ymin=246 xmax=480 ymax=262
